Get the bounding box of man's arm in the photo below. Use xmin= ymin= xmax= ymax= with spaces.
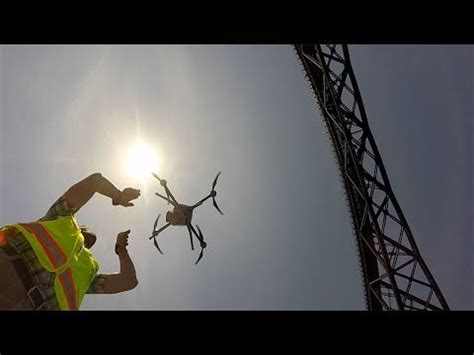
xmin=62 ymin=173 xmax=140 ymax=212
xmin=88 ymin=230 xmax=138 ymax=294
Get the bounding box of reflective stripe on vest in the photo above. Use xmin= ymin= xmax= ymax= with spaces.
xmin=58 ymin=269 xmax=78 ymax=310
xmin=20 ymin=222 xmax=78 ymax=310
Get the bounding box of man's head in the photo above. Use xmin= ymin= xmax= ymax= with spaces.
xmin=80 ymin=225 xmax=97 ymax=249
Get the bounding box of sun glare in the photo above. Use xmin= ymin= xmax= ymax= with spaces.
xmin=125 ymin=142 xmax=159 ymax=180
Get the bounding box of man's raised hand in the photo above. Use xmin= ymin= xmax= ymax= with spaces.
xmin=115 ymin=229 xmax=131 ymax=255
xmin=115 ymin=188 xmax=141 ymax=207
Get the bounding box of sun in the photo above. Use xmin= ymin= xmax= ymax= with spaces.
xmin=125 ymin=142 xmax=159 ymax=179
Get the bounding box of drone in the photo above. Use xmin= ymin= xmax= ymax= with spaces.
xmin=149 ymin=171 xmax=223 ymax=264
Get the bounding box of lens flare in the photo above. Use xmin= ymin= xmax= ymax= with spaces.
xmin=125 ymin=142 xmax=159 ymax=179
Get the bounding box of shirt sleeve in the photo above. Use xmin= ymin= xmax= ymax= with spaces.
xmin=86 ymin=274 xmax=107 ymax=294
xmin=38 ymin=196 xmax=79 ymax=222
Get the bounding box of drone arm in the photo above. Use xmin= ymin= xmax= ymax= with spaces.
xmin=151 ymin=172 xmax=179 ymax=205
xmin=188 ymin=224 xmax=205 ymax=246
xmin=163 ymin=185 xmax=178 ymax=205
xmin=155 ymin=192 xmax=178 ymax=207
xmin=192 ymin=193 xmax=212 ymax=209
xmin=189 ymin=224 xmax=199 ymax=239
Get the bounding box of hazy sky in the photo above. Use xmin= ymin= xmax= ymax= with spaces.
xmin=0 ymin=45 xmax=472 ymax=310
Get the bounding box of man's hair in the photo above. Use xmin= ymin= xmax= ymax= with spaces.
xmin=80 ymin=225 xmax=97 ymax=249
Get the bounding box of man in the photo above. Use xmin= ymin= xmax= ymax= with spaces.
xmin=0 ymin=172 xmax=141 ymax=310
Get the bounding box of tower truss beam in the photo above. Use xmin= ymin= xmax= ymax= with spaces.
xmin=294 ymin=44 xmax=449 ymax=310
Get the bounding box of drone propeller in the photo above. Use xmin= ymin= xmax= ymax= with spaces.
xmin=151 ymin=171 xmax=161 ymax=182
xmin=212 ymin=171 xmax=221 ymax=190
xmin=152 ymin=172 xmax=172 ymax=204
xmin=150 ymin=214 xmax=163 ymax=254
xmin=153 ymin=236 xmax=163 ymax=254
xmin=153 ymin=214 xmax=160 ymax=231
xmin=212 ymin=198 xmax=224 ymax=215
xmin=149 ymin=222 xmax=171 ymax=240
xmin=195 ymin=248 xmax=204 ymax=265
xmin=211 ymin=172 xmax=224 ymax=215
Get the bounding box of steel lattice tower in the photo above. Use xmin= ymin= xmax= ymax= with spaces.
xmin=294 ymin=44 xmax=449 ymax=310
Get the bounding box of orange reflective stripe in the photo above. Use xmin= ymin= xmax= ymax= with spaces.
xmin=20 ymin=222 xmax=78 ymax=310
xmin=20 ymin=223 xmax=67 ymax=268
xmin=58 ymin=268 xmax=78 ymax=310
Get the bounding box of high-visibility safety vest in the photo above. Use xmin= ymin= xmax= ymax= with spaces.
xmin=2 ymin=216 xmax=99 ymax=310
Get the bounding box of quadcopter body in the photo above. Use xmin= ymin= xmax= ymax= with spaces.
xmin=166 ymin=204 xmax=193 ymax=226
xmin=149 ymin=172 xmax=223 ymax=264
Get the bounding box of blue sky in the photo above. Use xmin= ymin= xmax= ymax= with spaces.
xmin=0 ymin=45 xmax=471 ymax=309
